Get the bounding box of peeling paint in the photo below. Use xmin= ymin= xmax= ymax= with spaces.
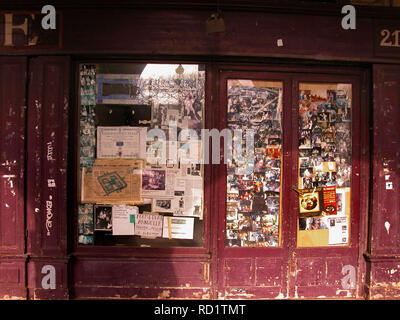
xmin=384 ymin=221 xmax=390 ymax=234
xmin=274 ymin=292 xmax=286 ymax=299
xmin=335 ymin=289 xmax=352 ymax=298
xmin=157 ymin=290 xmax=171 ymax=299
xmin=1 ymin=295 xmax=25 ymax=300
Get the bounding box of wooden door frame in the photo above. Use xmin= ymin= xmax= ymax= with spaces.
xmin=289 ymin=73 xmax=364 ymax=298
xmin=212 ymin=63 xmax=370 ymax=299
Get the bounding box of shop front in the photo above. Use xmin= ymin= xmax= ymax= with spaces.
xmin=0 ymin=1 xmax=399 ymax=300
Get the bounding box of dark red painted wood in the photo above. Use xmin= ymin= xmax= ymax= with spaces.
xmin=0 ymin=2 xmax=396 ymax=299
xmin=216 ymin=69 xmax=292 ymax=299
xmin=68 ymin=61 xmax=214 ymax=299
xmin=215 ymin=66 xmax=368 ymax=299
xmin=0 ymin=57 xmax=26 ymax=255
xmin=72 ymin=257 xmax=211 ymax=299
xmin=0 ymin=7 xmax=397 ymax=64
xmin=26 ymin=56 xmax=70 ymax=299
xmin=0 ymin=57 xmax=27 ymax=299
xmin=364 ymin=64 xmax=400 ymax=299
xmin=370 ymin=65 xmax=400 ymax=256
xmin=289 ymin=72 xmax=364 ymax=299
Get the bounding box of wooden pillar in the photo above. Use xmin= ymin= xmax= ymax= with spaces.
xmin=26 ymin=56 xmax=70 ymax=299
xmin=365 ymin=64 xmax=400 ymax=299
xmin=0 ymin=57 xmax=28 ymax=299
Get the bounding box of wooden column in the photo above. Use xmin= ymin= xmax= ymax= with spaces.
xmin=365 ymin=64 xmax=400 ymax=299
xmin=26 ymin=56 xmax=70 ymax=299
xmin=0 ymin=57 xmax=27 ymax=299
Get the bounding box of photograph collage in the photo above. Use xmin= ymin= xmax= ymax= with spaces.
xmin=77 ymin=64 xmax=206 ymax=246
xmin=226 ymin=80 xmax=283 ymax=247
xmin=297 ymin=84 xmax=352 ymax=241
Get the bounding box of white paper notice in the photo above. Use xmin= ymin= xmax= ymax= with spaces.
xmin=173 ymin=195 xmax=202 ymax=217
xmin=112 ymin=205 xmax=138 ymax=235
xmin=134 ymin=213 xmax=163 ymax=238
xmin=328 ymin=216 xmax=348 ymax=245
xmin=162 ymin=216 xmax=194 ymax=239
xmin=97 ymin=126 xmax=146 ymax=158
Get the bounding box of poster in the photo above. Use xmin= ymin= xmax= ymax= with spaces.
xmin=328 ymin=216 xmax=349 ymax=245
xmin=322 ymin=186 xmax=337 ymax=215
xmin=112 ymin=205 xmax=138 ymax=235
xmin=94 ymin=205 xmax=112 ymax=231
xmin=298 ymin=186 xmax=337 ymax=216
xmin=79 ymin=65 xmax=96 ymax=167
xmin=97 ymin=126 xmax=146 ymax=159
xmin=78 ymin=204 xmax=94 ymax=235
xmin=141 ymin=169 xmax=166 ymax=197
xmin=96 ymin=73 xmax=141 ymax=104
xmin=134 ymin=213 xmax=163 ymax=238
xmin=162 ymin=216 xmax=194 ymax=239
xmin=78 ymin=63 xmax=206 ymax=247
xmin=299 ymin=188 xmax=322 ymax=216
xmin=81 ymin=159 xmax=143 ymax=204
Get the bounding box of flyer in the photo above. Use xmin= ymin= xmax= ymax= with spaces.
xmin=328 ymin=216 xmax=349 ymax=245
xmin=322 ymin=186 xmax=337 ymax=215
xmin=97 ymin=126 xmax=146 ymax=159
xmin=162 ymin=216 xmax=194 ymax=239
xmin=134 ymin=213 xmax=163 ymax=238
xmin=112 ymin=205 xmax=138 ymax=235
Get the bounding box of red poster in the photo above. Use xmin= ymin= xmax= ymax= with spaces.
xmin=322 ymin=186 xmax=337 ymax=215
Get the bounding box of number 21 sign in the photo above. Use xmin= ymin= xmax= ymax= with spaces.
xmin=374 ymin=21 xmax=400 ymax=58
xmin=380 ymin=29 xmax=400 ymax=48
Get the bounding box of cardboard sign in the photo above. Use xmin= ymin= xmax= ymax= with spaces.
xmin=81 ymin=159 xmax=143 ymax=204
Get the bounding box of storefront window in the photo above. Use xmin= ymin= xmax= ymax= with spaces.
xmin=225 ymin=80 xmax=283 ymax=247
xmin=297 ymin=83 xmax=352 ymax=247
xmin=77 ymin=63 xmax=206 ymax=247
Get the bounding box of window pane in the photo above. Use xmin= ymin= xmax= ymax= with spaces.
xmin=226 ymin=80 xmax=283 ymax=247
xmin=77 ymin=63 xmax=206 ymax=248
xmin=297 ymin=83 xmax=352 ymax=247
